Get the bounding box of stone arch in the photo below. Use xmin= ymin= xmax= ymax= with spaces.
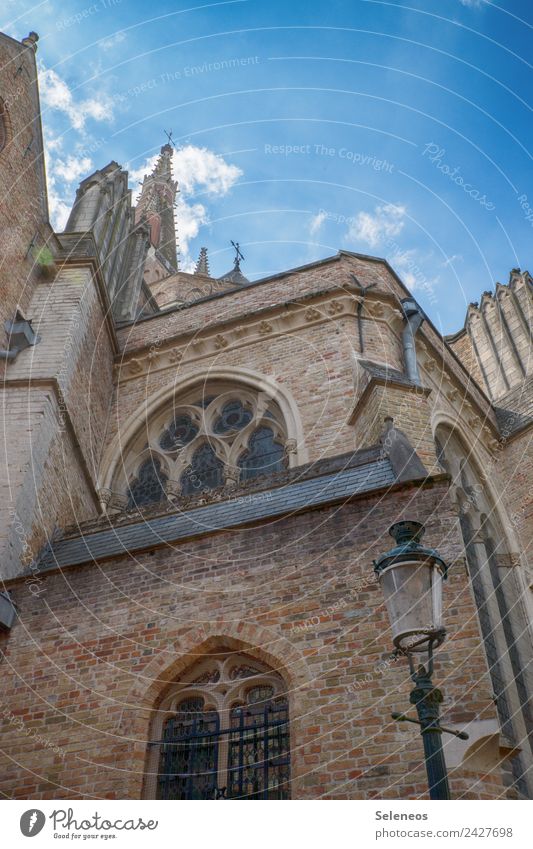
xmin=116 ymin=624 xmax=309 ymax=799
xmin=431 ymin=413 xmax=519 ymax=550
xmin=125 ymin=624 xmax=309 ymax=717
xmin=98 ymin=366 xmax=307 ymax=495
xmin=432 ymin=415 xmax=533 ymax=798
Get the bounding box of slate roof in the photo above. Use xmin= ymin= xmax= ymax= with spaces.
xmin=357 ymin=359 xmax=414 ymax=388
xmin=37 ymin=458 xmax=396 ymax=573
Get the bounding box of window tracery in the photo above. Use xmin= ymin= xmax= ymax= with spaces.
xmin=148 ymin=652 xmax=290 ymax=800
xmin=127 ymin=456 xmax=168 ymax=509
xmin=120 ymin=384 xmax=289 ymax=508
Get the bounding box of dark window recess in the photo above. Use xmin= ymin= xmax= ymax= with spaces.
xmin=213 ymin=400 xmax=253 ymax=434
xmin=238 ymin=427 xmax=285 ymax=480
xmin=128 ymin=457 xmax=168 ymax=508
xmin=159 ymin=415 xmax=199 ymax=452
xmin=181 ymin=443 xmax=224 ymax=495
xmin=156 ymin=697 xmax=290 ymax=800
xmin=157 ymin=698 xmax=220 ymax=801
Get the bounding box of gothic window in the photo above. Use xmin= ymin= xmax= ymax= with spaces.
xmin=159 ymin=414 xmax=198 ymax=451
xmin=127 ymin=456 xmax=168 ymax=508
xmin=120 ymin=384 xmax=290 ymax=508
xmin=158 ymin=697 xmax=220 ymax=801
xmin=238 ymin=426 xmax=285 ymax=480
xmin=181 ymin=442 xmax=225 ymax=495
xmin=148 ymin=652 xmax=290 ymax=800
xmin=213 ymin=400 xmax=253 ymax=434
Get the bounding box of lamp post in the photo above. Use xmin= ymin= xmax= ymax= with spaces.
xmin=373 ymin=520 xmax=468 ymax=801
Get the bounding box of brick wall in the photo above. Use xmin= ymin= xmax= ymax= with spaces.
xmin=0 ymin=261 xmax=115 ymax=578
xmin=0 ymin=33 xmax=49 ymax=352
xmin=0 ymin=480 xmax=507 ymax=799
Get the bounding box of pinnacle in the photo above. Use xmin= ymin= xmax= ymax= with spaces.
xmin=194 ymin=247 xmax=210 ymax=277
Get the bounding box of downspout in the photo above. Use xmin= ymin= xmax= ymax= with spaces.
xmin=401 ymin=297 xmax=424 ymax=384
xmin=351 ymin=273 xmax=377 ymax=354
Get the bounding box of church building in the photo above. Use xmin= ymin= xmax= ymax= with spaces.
xmin=0 ymin=30 xmax=532 ymax=800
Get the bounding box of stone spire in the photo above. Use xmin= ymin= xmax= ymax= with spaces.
xmin=194 ymin=247 xmax=210 ymax=277
xmin=135 ymin=143 xmax=178 ymax=272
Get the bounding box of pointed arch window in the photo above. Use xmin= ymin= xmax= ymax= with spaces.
xmin=181 ymin=443 xmax=225 ymax=495
xmin=120 ymin=384 xmax=291 ymax=509
xmin=148 ymin=652 xmax=290 ymax=800
xmin=238 ymin=426 xmax=285 ymax=480
xmin=159 ymin=414 xmax=198 ymax=452
xmin=127 ymin=456 xmax=168 ymax=508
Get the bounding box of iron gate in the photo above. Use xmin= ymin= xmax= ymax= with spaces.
xmin=155 ymin=702 xmax=290 ymax=800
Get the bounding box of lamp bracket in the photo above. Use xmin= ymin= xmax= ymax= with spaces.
xmin=391 ymin=712 xmax=469 ymax=740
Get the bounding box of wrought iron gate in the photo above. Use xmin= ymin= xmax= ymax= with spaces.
xmin=155 ymin=701 xmax=290 ymax=800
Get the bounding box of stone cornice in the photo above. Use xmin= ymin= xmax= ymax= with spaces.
xmin=114 ymin=286 xmax=403 ymax=382
xmin=417 ymin=340 xmax=500 ymax=444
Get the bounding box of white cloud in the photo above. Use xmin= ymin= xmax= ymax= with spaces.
xmin=309 ymin=210 xmax=327 ymax=236
xmin=53 ymin=155 xmax=93 ymax=183
xmin=346 ymin=202 xmax=406 ymax=248
xmin=98 ymin=31 xmax=126 ymax=50
xmin=173 ymin=145 xmax=242 ymax=196
xmin=459 ymin=0 xmax=484 ymax=7
xmin=175 ymin=198 xmax=209 ymax=257
xmin=39 ymin=64 xmax=114 ymax=131
xmin=130 ymin=145 xmax=242 ymax=262
xmin=47 ymin=183 xmax=71 ymax=231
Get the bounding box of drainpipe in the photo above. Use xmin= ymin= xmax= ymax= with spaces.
xmin=401 ymin=297 xmax=424 ymax=384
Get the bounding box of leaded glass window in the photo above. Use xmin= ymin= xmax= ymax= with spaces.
xmin=238 ymin=426 xmax=285 ymax=479
xmin=127 ymin=457 xmax=168 ymax=508
xmin=159 ymin=414 xmax=198 ymax=452
xmin=151 ymin=652 xmax=290 ymax=800
xmin=158 ymin=697 xmax=220 ymax=800
xmin=181 ymin=443 xmax=224 ymax=495
xmin=123 ymin=385 xmax=291 ymax=508
xmin=213 ymin=400 xmax=253 ymax=434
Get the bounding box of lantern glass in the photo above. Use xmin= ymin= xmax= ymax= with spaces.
xmin=379 ymin=559 xmax=444 ymax=652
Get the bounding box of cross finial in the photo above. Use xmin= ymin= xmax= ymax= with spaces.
xmin=164 ymin=128 xmax=176 ymax=149
xmin=231 ymin=240 xmax=245 ymax=269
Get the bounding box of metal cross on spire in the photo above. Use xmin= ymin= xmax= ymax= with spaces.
xmin=231 ymin=240 xmax=245 ymax=269
xmin=164 ymin=128 xmax=177 ymax=150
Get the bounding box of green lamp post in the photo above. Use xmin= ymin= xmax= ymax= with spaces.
xmin=374 ymin=521 xmax=468 ymax=801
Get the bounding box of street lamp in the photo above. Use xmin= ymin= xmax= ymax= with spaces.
xmin=374 ymin=520 xmax=468 ymax=800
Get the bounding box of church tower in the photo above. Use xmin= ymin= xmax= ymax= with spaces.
xmin=135 ymin=143 xmax=178 ymax=285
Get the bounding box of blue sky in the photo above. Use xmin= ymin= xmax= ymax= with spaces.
xmin=3 ymin=0 xmax=532 ymax=333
